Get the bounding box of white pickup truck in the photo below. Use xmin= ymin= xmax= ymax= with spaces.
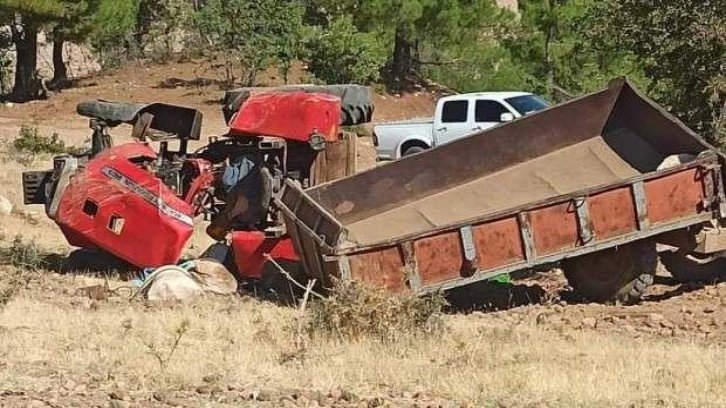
xmin=373 ymin=92 xmax=550 ymax=160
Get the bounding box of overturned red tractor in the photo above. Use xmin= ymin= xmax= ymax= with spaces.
xmin=22 ymin=85 xmax=373 ymax=290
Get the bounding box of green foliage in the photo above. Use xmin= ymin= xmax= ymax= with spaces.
xmin=0 ymin=30 xmax=11 ymax=95
xmin=423 ymin=40 xmax=534 ymax=93
xmin=141 ymin=0 xmax=195 ymax=62
xmin=502 ymin=0 xmax=648 ymax=100
xmin=586 ymin=0 xmax=726 ymax=144
xmin=50 ymin=1 xmax=101 ymax=43
xmin=194 ymin=0 xmax=305 ymax=86
xmin=0 ymin=0 xmax=65 ymax=18
xmin=302 ymin=16 xmax=387 ymax=84
xmin=89 ymin=0 xmax=140 ymax=67
xmin=307 ymin=0 xmax=513 ymax=81
xmin=0 ymin=236 xmax=50 ymax=270
xmin=12 ymin=123 xmax=67 ymax=164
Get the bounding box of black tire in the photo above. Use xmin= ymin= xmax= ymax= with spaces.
xmin=223 ymin=85 xmax=374 ymax=126
xmin=659 ymin=250 xmax=725 ymax=283
xmin=562 ymin=240 xmax=657 ymax=304
xmin=63 ymin=249 xmax=135 ymax=274
xmin=257 ymin=260 xmax=310 ymax=306
xmin=402 ymin=145 xmax=426 ymax=157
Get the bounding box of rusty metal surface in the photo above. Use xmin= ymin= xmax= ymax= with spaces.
xmin=529 ymin=202 xmax=579 ymax=256
xmin=348 ymin=246 xmax=406 ymax=292
xmin=473 ymin=217 xmax=526 ymax=270
xmin=589 ymin=187 xmax=637 ymax=239
xmin=644 ymin=168 xmax=705 ymax=224
xmin=414 ymin=232 xmax=465 ymax=286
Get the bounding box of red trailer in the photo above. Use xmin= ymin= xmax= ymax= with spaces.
xmin=276 ymin=78 xmax=726 ymax=303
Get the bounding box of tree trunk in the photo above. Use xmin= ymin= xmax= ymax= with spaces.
xmin=392 ymin=27 xmax=415 ymax=79
xmin=10 ymin=17 xmax=38 ymax=103
xmin=52 ymin=37 xmax=67 ymax=85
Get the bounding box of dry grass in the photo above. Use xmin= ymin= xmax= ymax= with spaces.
xmin=306 ymin=281 xmax=447 ymax=342
xmin=0 ymin=268 xmax=724 ymax=407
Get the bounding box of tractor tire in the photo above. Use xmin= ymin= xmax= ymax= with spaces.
xmin=402 ymin=145 xmax=426 ymax=157
xmin=659 ymin=250 xmax=725 ymax=283
xmin=562 ymin=240 xmax=657 ymax=304
xmin=258 ymin=259 xmax=310 ymax=306
xmin=223 ymin=84 xmax=374 ymax=126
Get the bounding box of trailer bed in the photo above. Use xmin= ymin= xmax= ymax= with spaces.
xmin=276 ymin=78 xmax=725 ymax=294
xmin=347 ymin=136 xmax=642 ymax=246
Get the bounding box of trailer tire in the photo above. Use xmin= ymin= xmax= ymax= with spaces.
xmin=563 ymin=240 xmax=657 ymax=304
xmin=659 ymin=250 xmax=725 ymax=283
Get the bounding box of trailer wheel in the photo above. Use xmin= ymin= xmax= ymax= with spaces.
xmin=659 ymin=250 xmax=725 ymax=283
xmin=563 ymin=240 xmax=657 ymax=304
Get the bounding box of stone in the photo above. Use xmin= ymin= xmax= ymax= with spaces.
xmin=341 ymin=390 xmax=359 ymax=402
xmin=647 ymin=313 xmax=665 ymax=324
xmin=109 ymin=390 xmax=129 ymax=401
xmin=0 ymin=196 xmax=12 ymax=215
xmin=581 ymin=317 xmax=597 ymax=329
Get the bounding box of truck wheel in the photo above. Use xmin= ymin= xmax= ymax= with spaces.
xmin=402 ymin=146 xmax=426 ymax=157
xmin=659 ymin=250 xmax=725 ymax=283
xmin=562 ymin=240 xmax=657 ymax=304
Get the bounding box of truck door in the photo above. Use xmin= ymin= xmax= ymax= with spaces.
xmin=474 ymin=100 xmax=514 ymax=131
xmin=435 ymin=99 xmax=472 ymax=145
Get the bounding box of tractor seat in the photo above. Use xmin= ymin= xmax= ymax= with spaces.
xmin=76 ymin=100 xmax=148 ymax=126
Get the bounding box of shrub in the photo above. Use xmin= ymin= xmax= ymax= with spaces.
xmin=12 ymin=124 xmax=67 ymax=165
xmin=306 ymin=281 xmax=447 ymax=342
xmin=302 ymin=16 xmax=387 ymax=84
xmin=0 ymin=236 xmax=50 ymax=271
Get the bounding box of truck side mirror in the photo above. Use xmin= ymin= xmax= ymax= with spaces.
xmin=500 ymin=112 xmax=515 ymax=122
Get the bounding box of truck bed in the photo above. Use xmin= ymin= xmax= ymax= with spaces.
xmin=276 ymin=78 xmax=725 ymax=293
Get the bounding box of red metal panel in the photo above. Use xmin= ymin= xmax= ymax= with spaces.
xmin=529 ymin=203 xmax=579 ymax=255
xmin=473 ymin=216 xmax=525 ymax=270
xmin=230 ymin=232 xmax=299 ymax=279
xmin=228 ymin=92 xmax=341 ymax=143
xmin=415 ymin=232 xmax=463 ymax=286
xmin=55 ymin=144 xmax=194 ymax=268
xmin=589 ymin=187 xmax=637 ymax=239
xmin=645 ymin=168 xmax=705 ymax=224
xmin=349 ymin=247 xmax=407 ymax=292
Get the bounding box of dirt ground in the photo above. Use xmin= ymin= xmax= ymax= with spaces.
xmin=0 ymin=60 xmax=724 ymax=407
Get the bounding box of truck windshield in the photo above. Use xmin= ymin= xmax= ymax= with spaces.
xmin=505 ymin=95 xmax=550 ymax=115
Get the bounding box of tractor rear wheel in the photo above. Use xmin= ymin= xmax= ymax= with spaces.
xmin=563 ymin=240 xmax=657 ymax=304
xmin=223 ymin=84 xmax=373 ymax=126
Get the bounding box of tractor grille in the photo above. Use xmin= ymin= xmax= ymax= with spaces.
xmin=22 ymin=170 xmax=53 ymax=205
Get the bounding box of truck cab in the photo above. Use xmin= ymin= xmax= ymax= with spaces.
xmin=374 ymin=92 xmax=549 ymax=160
